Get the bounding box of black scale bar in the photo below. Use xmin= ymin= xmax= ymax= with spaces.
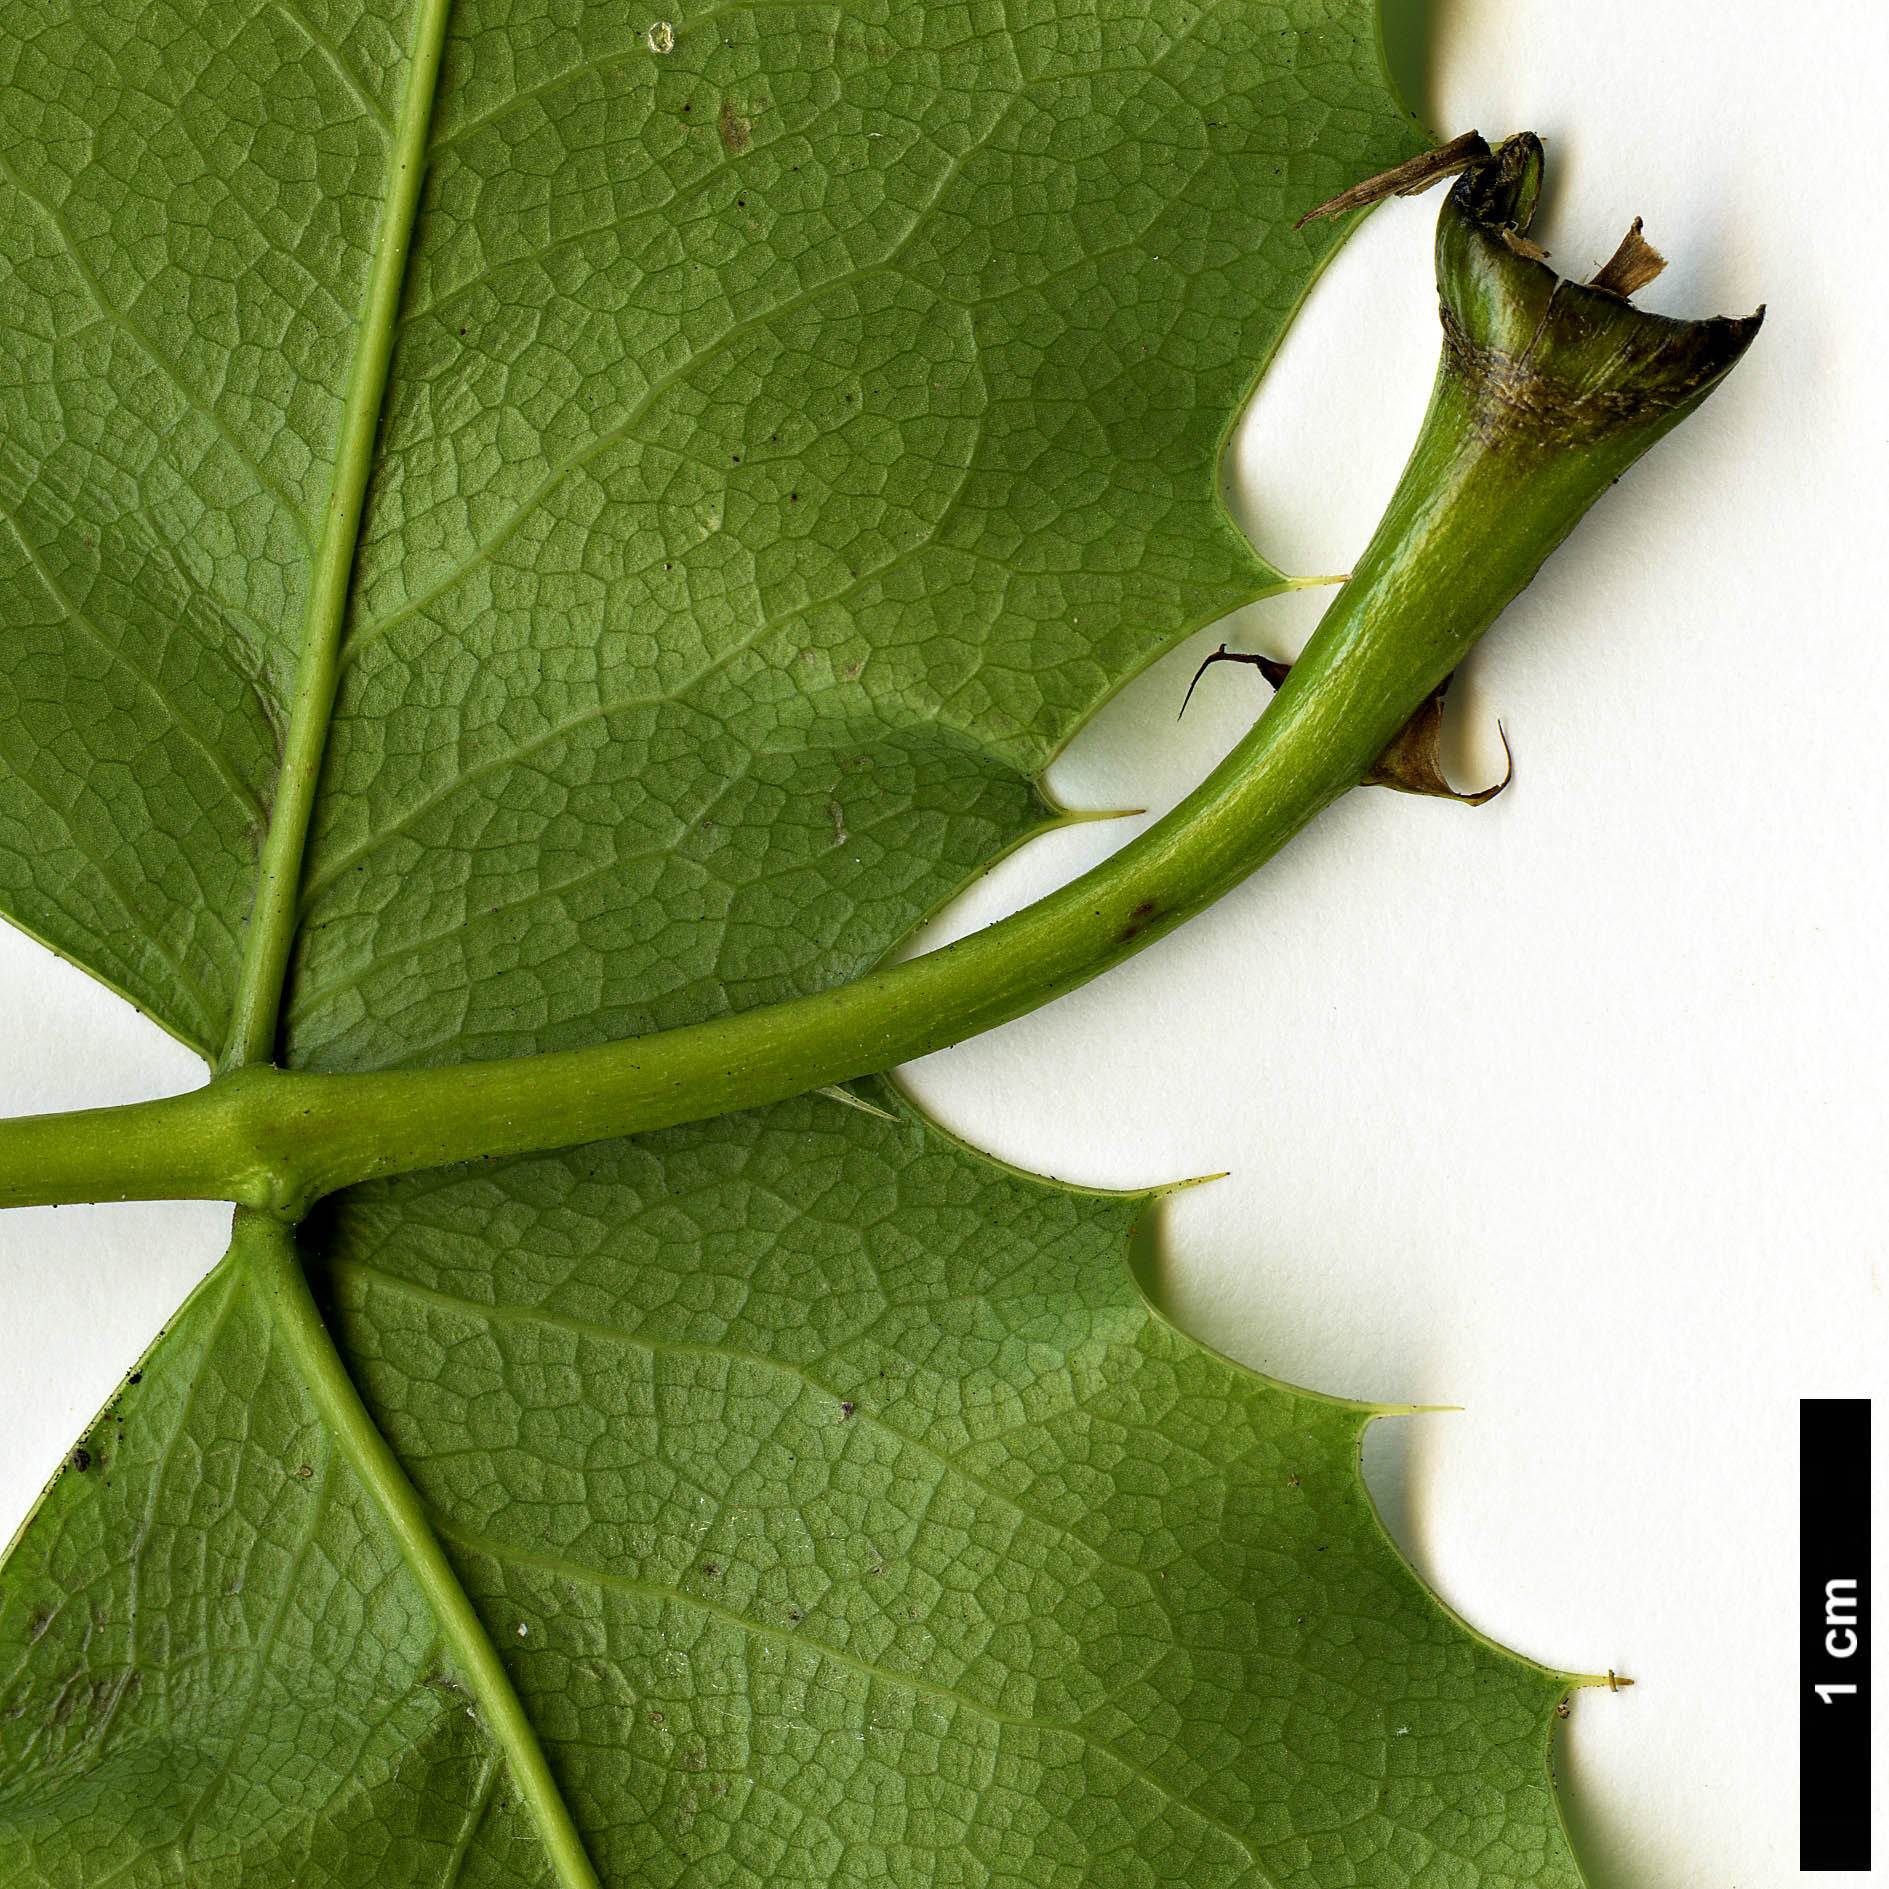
xmin=1801 ymin=1398 xmax=1871 ymax=1871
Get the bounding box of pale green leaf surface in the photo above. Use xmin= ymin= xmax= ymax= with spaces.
xmin=1 ymin=1096 xmax=1581 ymax=1886
xmin=0 ymin=1246 xmax=553 ymax=1887
xmin=1 ymin=0 xmax=1423 ymax=1067
xmin=0 ymin=0 xmax=408 ymax=1047
xmin=287 ymin=0 xmax=1369 ymax=1069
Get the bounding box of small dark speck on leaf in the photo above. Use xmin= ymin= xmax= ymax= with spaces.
xmin=70 ymin=1447 xmax=91 ymax=1472
xmin=127 ymin=1372 xmax=140 ymax=1385
xmin=700 ymin=1560 xmax=719 ymax=1577
xmin=788 ymin=1608 xmax=803 ymax=1622
xmin=839 ymin=1400 xmax=855 ymax=1420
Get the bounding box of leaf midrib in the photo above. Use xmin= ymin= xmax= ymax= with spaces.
xmin=223 ymin=0 xmax=454 ymax=1071
xmin=245 ymin=1214 xmax=600 ymax=1889
xmin=211 ymin=4 xmax=601 ymax=1882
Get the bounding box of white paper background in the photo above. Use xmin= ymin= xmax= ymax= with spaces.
xmin=1 ymin=1 xmax=1883 ymax=1881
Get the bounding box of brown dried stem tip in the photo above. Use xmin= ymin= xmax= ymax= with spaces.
xmin=1589 ymin=217 xmax=1667 ymax=297
xmin=1296 ymin=129 xmax=1493 ymax=227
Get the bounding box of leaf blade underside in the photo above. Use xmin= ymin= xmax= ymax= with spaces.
xmin=0 ymin=1 xmax=1599 ymax=1883
xmin=1 ymin=1094 xmax=1582 ymax=1887
xmin=0 ymin=0 xmax=1411 ymax=1068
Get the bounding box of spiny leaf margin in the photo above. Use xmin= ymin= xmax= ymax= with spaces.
xmin=0 ymin=1090 xmax=1588 ymax=1887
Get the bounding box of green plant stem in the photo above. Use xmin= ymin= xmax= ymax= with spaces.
xmin=224 ymin=0 xmax=454 ymax=1070
xmin=238 ymin=1213 xmax=602 ymax=1889
xmin=0 ymin=137 xmax=1758 ymax=1219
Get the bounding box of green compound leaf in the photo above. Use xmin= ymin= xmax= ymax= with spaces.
xmin=1 ymin=1095 xmax=1585 ymax=1886
xmin=0 ymin=0 xmax=1604 ymax=1881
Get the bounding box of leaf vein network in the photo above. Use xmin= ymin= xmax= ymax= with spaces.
xmin=0 ymin=720 xmax=224 ymax=1032
xmin=85 ymin=1453 xmax=337 ymax=1889
xmin=0 ymin=152 xmax=320 ymax=558
xmin=424 ymin=0 xmax=838 ymax=163
xmin=266 ymin=0 xmax=398 ymax=135
xmin=299 ymin=491 xmax=982 ymax=916
xmin=340 ymin=245 xmax=983 ymax=679
xmin=0 ymin=509 xmax=270 ymax=820
xmin=431 ymin=1511 xmax=1272 ymax=1886
xmin=286 ymin=763 xmax=759 ymax=1025
xmin=326 ymin=1258 xmax=1172 ymax=1592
